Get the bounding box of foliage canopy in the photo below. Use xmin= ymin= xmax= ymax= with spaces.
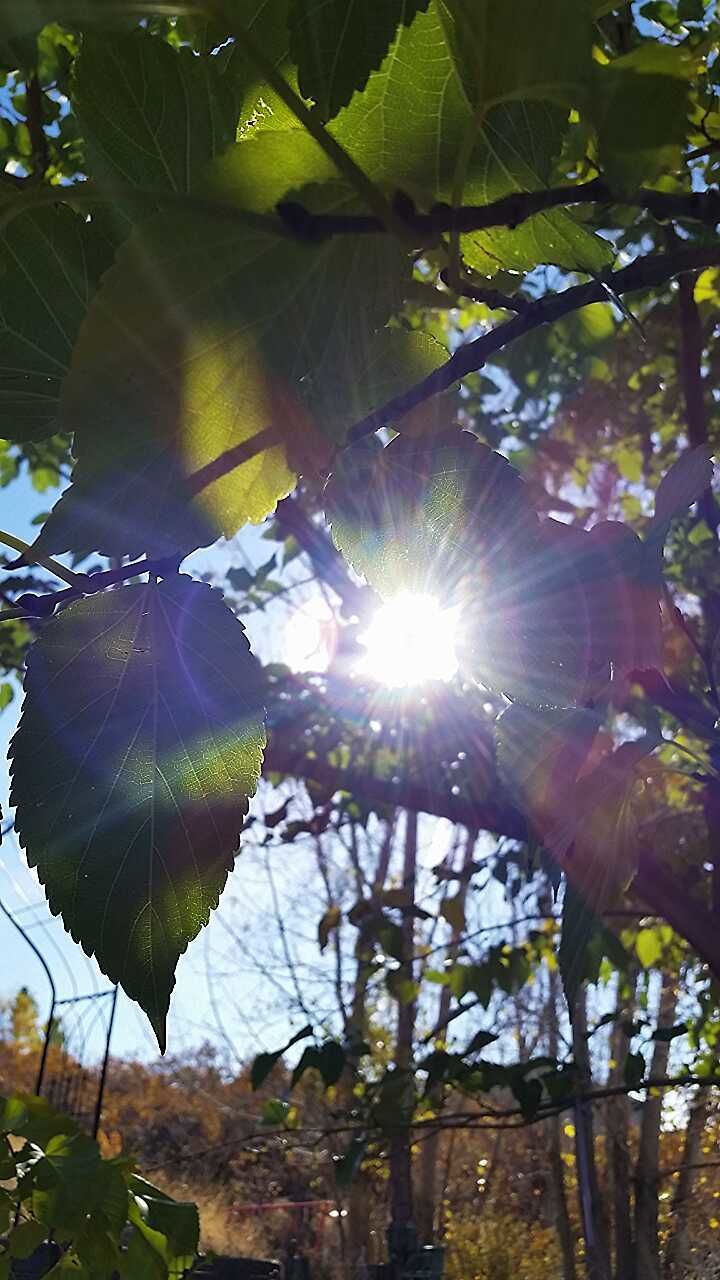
xmin=0 ymin=0 xmax=720 ymax=1070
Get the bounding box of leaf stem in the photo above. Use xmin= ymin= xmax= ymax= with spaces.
xmin=0 ymin=529 xmax=86 ymax=589
xmin=213 ymin=3 xmax=409 ymax=240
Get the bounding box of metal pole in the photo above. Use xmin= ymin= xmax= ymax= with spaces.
xmin=92 ymin=986 xmax=118 ymax=1138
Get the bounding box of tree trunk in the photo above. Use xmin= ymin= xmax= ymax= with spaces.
xmin=388 ymin=810 xmax=418 ymax=1262
xmin=571 ymin=989 xmax=613 ymax=1280
xmin=633 ymin=971 xmax=677 ymax=1280
xmin=343 ymin=819 xmax=395 ymax=1276
xmin=416 ymin=826 xmax=477 ymax=1244
xmin=547 ymin=961 xmax=578 ymax=1280
xmin=606 ymin=972 xmax=637 ymax=1280
xmin=665 ymin=1094 xmax=708 ymax=1278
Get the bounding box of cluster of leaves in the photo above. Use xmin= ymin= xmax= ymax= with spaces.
xmin=0 ymin=0 xmax=718 ymax=1053
xmin=0 ymin=1092 xmax=198 ymax=1279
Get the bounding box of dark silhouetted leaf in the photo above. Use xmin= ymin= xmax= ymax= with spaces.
xmin=559 ymin=883 xmax=630 ymax=1010
xmin=11 ymin=576 xmax=265 ymax=1049
xmin=548 ymin=737 xmax=659 ymax=908
xmin=251 ymin=1025 xmax=313 ymax=1090
xmin=647 ymin=445 xmax=715 ymax=543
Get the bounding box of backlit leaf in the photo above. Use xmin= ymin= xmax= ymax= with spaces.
xmin=547 ymin=737 xmax=659 ymax=909
xmin=437 ymin=0 xmax=592 ymax=113
xmin=592 ymin=43 xmax=694 ymax=190
xmin=496 ymin=704 xmax=600 ymax=835
xmin=635 ymin=925 xmax=663 ymax=969
xmin=0 ymin=207 xmax=113 ymax=442
xmin=329 ymin=3 xmax=612 ymax=275
xmin=10 ymin=576 xmax=265 ymax=1049
xmin=326 ymin=430 xmax=538 ymax=600
xmin=289 ymin=0 xmax=430 ymax=119
xmin=33 ymin=204 xmax=406 ymax=559
xmin=74 ymin=31 xmax=241 ymax=199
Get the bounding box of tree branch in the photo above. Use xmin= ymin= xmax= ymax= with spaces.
xmin=277 ymin=181 xmax=720 ymax=242
xmin=347 ymin=244 xmax=720 ymax=443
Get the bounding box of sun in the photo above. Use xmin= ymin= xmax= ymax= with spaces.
xmin=356 ymin=592 xmax=460 ymax=687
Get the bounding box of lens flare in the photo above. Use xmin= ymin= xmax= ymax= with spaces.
xmin=356 ymin=592 xmax=459 ymax=687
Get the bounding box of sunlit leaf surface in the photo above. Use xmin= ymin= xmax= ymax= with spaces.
xmin=11 ymin=576 xmax=265 ymax=1048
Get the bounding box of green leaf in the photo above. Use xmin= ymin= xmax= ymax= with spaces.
xmin=635 ymin=926 xmax=664 ymax=969
xmin=0 ymin=1 xmax=192 ymax=39
xmin=31 ymin=1133 xmax=103 ymax=1234
xmin=74 ymin=31 xmax=241 ymax=199
xmin=325 ymin=430 xmax=538 ymax=600
xmin=458 ymin=521 xmax=598 ymax=707
xmin=548 ymin=738 xmax=659 ymax=910
xmin=0 ymin=207 xmax=114 ymax=442
xmin=10 ymin=576 xmax=266 ymax=1049
xmin=496 ymin=704 xmax=600 ymax=836
xmin=437 ymin=0 xmax=593 ymax=112
xmin=0 ymin=1095 xmax=78 ymax=1148
xmin=289 ymin=0 xmax=430 ymax=119
xmin=308 ymin=327 xmax=449 ymax=443
xmin=329 ymin=3 xmax=612 ymax=275
xmin=9 ymin=1219 xmax=46 ymax=1260
xmin=0 ymin=683 xmax=13 ymax=711
xmin=250 ymin=1024 xmax=313 ymax=1089
xmin=559 ymin=883 xmax=629 ymax=1009
xmin=129 ymin=1176 xmax=199 ymax=1274
xmin=33 ymin=203 xmax=406 ymax=559
xmin=386 ymin=970 xmax=420 ymax=1004
xmin=592 ymin=43 xmax=694 ymax=190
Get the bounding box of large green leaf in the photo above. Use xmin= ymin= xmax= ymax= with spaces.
xmin=31 ymin=1133 xmax=104 ymax=1234
xmin=289 ymin=0 xmax=430 ymax=120
xmin=328 ymin=2 xmax=611 ymax=275
xmin=0 ymin=206 xmax=114 ymax=442
xmin=325 ymin=430 xmax=538 ymax=599
xmin=74 ymin=30 xmax=241 ymax=198
xmin=592 ymin=43 xmax=694 ymax=190
xmin=437 ymin=0 xmax=592 ymax=113
xmin=129 ymin=1176 xmax=199 ymax=1276
xmin=547 ymin=737 xmax=659 ymax=909
xmin=496 ymin=704 xmax=600 ymax=831
xmin=33 ymin=203 xmax=407 ymax=559
xmin=10 ymin=576 xmax=265 ymax=1049
xmin=0 ymin=2 xmax=197 ymax=39
xmin=309 ymin=327 xmax=449 ymax=442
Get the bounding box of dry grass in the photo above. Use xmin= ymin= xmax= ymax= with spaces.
xmin=157 ymin=1177 xmax=278 ymax=1260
